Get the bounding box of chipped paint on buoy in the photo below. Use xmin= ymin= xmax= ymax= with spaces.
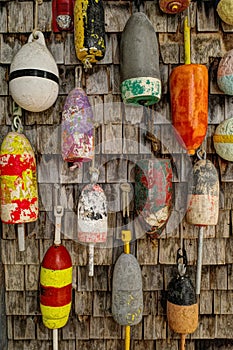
xmin=135 ymin=159 xmax=173 ymax=239
xmin=112 ymin=253 xmax=143 ymax=326
xmin=78 ymin=183 xmax=107 ymax=243
xmin=0 ymin=132 xmax=38 ymax=224
xmin=62 ymin=87 xmax=94 ymax=165
xmin=159 ymin=0 xmax=190 ymax=14
xmin=217 ymin=0 xmax=233 ymax=25
xmin=217 ymin=49 xmax=233 ymax=96
xmin=186 ymin=159 xmax=219 ymax=226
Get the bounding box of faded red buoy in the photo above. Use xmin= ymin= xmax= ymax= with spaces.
xmin=159 ymin=0 xmax=190 ymax=14
xmin=0 ymin=131 xmax=38 ymax=224
xmin=40 ymin=244 xmax=72 ymax=329
xmin=52 ymin=0 xmax=75 ymax=32
xmin=135 ymin=159 xmax=173 ymax=241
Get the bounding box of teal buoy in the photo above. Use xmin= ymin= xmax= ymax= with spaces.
xmin=120 ymin=12 xmax=161 ymax=106
xmin=217 ymin=49 xmax=233 ymax=95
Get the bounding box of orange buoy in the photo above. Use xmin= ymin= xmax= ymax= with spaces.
xmin=170 ymin=17 xmax=208 ymax=155
xmin=40 ymin=244 xmax=72 ymax=329
xmin=0 ymin=131 xmax=38 ymax=224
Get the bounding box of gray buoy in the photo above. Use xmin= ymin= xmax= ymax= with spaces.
xmin=112 ymin=253 xmax=143 ymax=326
xmin=120 ymin=12 xmax=161 ymax=106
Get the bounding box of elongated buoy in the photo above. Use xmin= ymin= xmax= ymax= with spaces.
xmin=40 ymin=206 xmax=72 ymax=334
xmin=159 ymin=0 xmax=190 ymax=14
xmin=74 ymin=0 xmax=106 ymax=68
xmin=62 ymin=86 xmax=94 ymax=169
xmin=78 ymin=180 xmax=108 ymax=276
xmin=135 ymin=159 xmax=173 ymax=242
xmin=9 ymin=31 xmax=59 ymax=112
xmin=112 ymin=184 xmax=143 ymax=350
xmin=120 ymin=12 xmax=161 ymax=106
xmin=217 ymin=49 xmax=233 ymax=96
xmin=0 ymin=128 xmax=38 ymax=251
xmin=170 ymin=17 xmax=208 ymax=155
xmin=167 ymin=249 xmax=198 ymax=350
xmin=213 ymin=117 xmax=233 ymax=161
xmin=186 ymin=156 xmax=219 ymax=295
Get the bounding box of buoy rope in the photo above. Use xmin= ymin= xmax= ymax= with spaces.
xmin=33 ymin=0 xmax=43 ymax=38
xmin=11 ymin=102 xmax=23 ymax=133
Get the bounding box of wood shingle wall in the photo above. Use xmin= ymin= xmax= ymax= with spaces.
xmin=1 ymin=0 xmax=233 ymax=349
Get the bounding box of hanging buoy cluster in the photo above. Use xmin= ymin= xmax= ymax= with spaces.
xmin=74 ymin=0 xmax=106 ymax=68
xmin=40 ymin=244 xmax=72 ymax=329
xmin=135 ymin=159 xmax=173 ymax=240
xmin=9 ymin=31 xmax=59 ymax=112
xmin=0 ymin=132 xmax=38 ymax=224
xmin=159 ymin=0 xmax=190 ymax=14
xmin=120 ymin=12 xmax=161 ymax=106
xmin=62 ymin=87 xmax=94 ymax=167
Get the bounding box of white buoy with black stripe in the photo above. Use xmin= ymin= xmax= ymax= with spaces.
xmin=9 ymin=31 xmax=59 ymax=112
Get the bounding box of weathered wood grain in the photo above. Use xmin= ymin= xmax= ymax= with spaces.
xmin=104 ymin=2 xmax=131 ymax=33
xmin=7 ymin=2 xmax=33 ymax=33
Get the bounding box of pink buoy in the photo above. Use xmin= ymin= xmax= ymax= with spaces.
xmin=61 ymin=87 xmax=94 ymax=169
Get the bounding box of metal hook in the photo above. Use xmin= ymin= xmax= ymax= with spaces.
xmin=11 ymin=102 xmax=23 ymax=133
xmin=197 ymin=148 xmax=207 ymax=160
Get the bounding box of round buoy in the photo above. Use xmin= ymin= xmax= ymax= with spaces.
xmin=0 ymin=131 xmax=38 ymax=224
xmin=112 ymin=253 xmax=143 ymax=326
xmin=216 ymin=0 xmax=233 ymax=25
xmin=135 ymin=158 xmax=173 ymax=240
xmin=62 ymin=87 xmax=94 ymax=167
xmin=213 ymin=117 xmax=233 ymax=161
xmin=186 ymin=159 xmax=219 ymax=226
xmin=159 ymin=0 xmax=190 ymax=14
xmin=217 ymin=49 xmax=233 ymax=96
xmin=9 ymin=31 xmax=59 ymax=112
xmin=120 ymin=12 xmax=161 ymax=106
xmin=40 ymin=244 xmax=72 ymax=329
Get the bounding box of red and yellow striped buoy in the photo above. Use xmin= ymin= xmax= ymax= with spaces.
xmin=0 ymin=131 xmax=38 ymax=224
xmin=40 ymin=244 xmax=72 ymax=329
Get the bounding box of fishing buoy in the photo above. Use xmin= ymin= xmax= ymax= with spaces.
xmin=62 ymin=86 xmax=94 ymax=168
xmin=40 ymin=205 xmax=72 ymax=350
xmin=120 ymin=12 xmax=161 ymax=106
xmin=74 ymin=0 xmax=106 ymax=68
xmin=9 ymin=31 xmax=59 ymax=112
xmin=186 ymin=159 xmax=219 ymax=226
xmin=216 ymin=0 xmax=233 ymax=25
xmin=170 ymin=17 xmax=208 ymax=155
xmin=217 ymin=49 xmax=233 ymax=95
xmin=135 ymin=158 xmax=173 ymax=241
xmin=112 ymin=185 xmax=143 ymax=350
xmin=159 ymin=0 xmax=190 ymax=14
xmin=186 ymin=156 xmax=219 ymax=295
xmin=78 ymin=182 xmax=108 ymax=276
xmin=213 ymin=117 xmax=233 ymax=161
xmin=0 ymin=129 xmax=38 ymax=251
xmin=40 ymin=244 xmax=72 ymax=329
xmin=167 ymin=249 xmax=198 ymax=350
xmin=52 ymin=0 xmax=75 ymax=32
xmin=112 ymin=253 xmax=143 ymax=326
